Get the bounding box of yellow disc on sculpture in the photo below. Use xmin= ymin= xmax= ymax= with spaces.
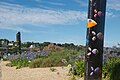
xmin=87 ymin=19 xmax=97 ymax=28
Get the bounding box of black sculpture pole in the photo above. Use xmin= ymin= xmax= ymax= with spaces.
xmin=85 ymin=0 xmax=107 ymax=80
xmin=16 ymin=32 xmax=21 ymax=54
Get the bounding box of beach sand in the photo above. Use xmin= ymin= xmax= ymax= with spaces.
xmin=1 ymin=61 xmax=83 ymax=80
xmin=1 ymin=61 xmax=70 ymax=80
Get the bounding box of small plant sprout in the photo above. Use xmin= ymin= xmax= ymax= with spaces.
xmin=50 ymin=67 xmax=56 ymax=72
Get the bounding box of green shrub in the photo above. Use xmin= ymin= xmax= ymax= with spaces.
xmin=8 ymin=50 xmax=82 ymax=68
xmin=110 ymin=62 xmax=120 ymax=80
xmin=68 ymin=60 xmax=84 ymax=77
xmin=102 ymin=62 xmax=108 ymax=79
xmin=41 ymin=50 xmax=81 ymax=67
xmin=41 ymin=58 xmax=56 ymax=67
xmin=29 ymin=58 xmax=43 ymax=68
xmin=102 ymin=57 xmax=120 ymax=80
xmin=68 ymin=57 xmax=120 ymax=80
xmin=10 ymin=58 xmax=29 ymax=69
xmin=35 ymin=55 xmax=43 ymax=59
xmin=68 ymin=75 xmax=76 ymax=80
xmin=41 ymin=57 xmax=65 ymax=67
xmin=74 ymin=60 xmax=84 ymax=77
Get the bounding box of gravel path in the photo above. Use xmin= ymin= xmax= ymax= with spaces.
xmin=1 ymin=61 xmax=83 ymax=80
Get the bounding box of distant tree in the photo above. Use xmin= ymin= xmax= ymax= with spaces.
xmin=21 ymin=42 xmax=33 ymax=48
xmin=118 ymin=43 xmax=120 ymax=47
xmin=42 ymin=42 xmax=50 ymax=47
xmin=12 ymin=46 xmax=19 ymax=54
xmin=57 ymin=43 xmax=62 ymax=47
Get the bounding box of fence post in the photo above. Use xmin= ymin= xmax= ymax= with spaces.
xmin=85 ymin=0 xmax=107 ymax=80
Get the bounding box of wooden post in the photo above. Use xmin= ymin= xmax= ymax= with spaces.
xmin=85 ymin=0 xmax=107 ymax=80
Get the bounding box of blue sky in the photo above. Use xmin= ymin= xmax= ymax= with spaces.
xmin=0 ymin=0 xmax=120 ymax=47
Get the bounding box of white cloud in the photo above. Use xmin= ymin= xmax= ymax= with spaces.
xmin=0 ymin=2 xmax=87 ymax=32
xmin=74 ymin=0 xmax=120 ymax=11
xmin=106 ymin=12 xmax=116 ymax=18
xmin=0 ymin=26 xmax=30 ymax=32
xmin=0 ymin=1 xmax=118 ymax=32
xmin=34 ymin=0 xmax=64 ymax=6
xmin=74 ymin=0 xmax=87 ymax=7
xmin=38 ymin=5 xmax=56 ymax=10
xmin=107 ymin=0 xmax=120 ymax=11
xmin=47 ymin=2 xmax=65 ymax=6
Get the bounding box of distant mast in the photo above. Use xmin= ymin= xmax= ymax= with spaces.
xmin=16 ymin=32 xmax=21 ymax=54
xmin=85 ymin=0 xmax=107 ymax=80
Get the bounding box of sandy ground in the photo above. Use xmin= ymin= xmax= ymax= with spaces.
xmin=0 ymin=62 xmax=1 ymax=80
xmin=1 ymin=61 xmax=83 ymax=80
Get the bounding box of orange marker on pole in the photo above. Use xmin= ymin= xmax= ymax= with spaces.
xmin=87 ymin=19 xmax=97 ymax=28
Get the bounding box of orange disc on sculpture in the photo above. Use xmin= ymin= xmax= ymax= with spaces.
xmin=87 ymin=19 xmax=97 ymax=28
